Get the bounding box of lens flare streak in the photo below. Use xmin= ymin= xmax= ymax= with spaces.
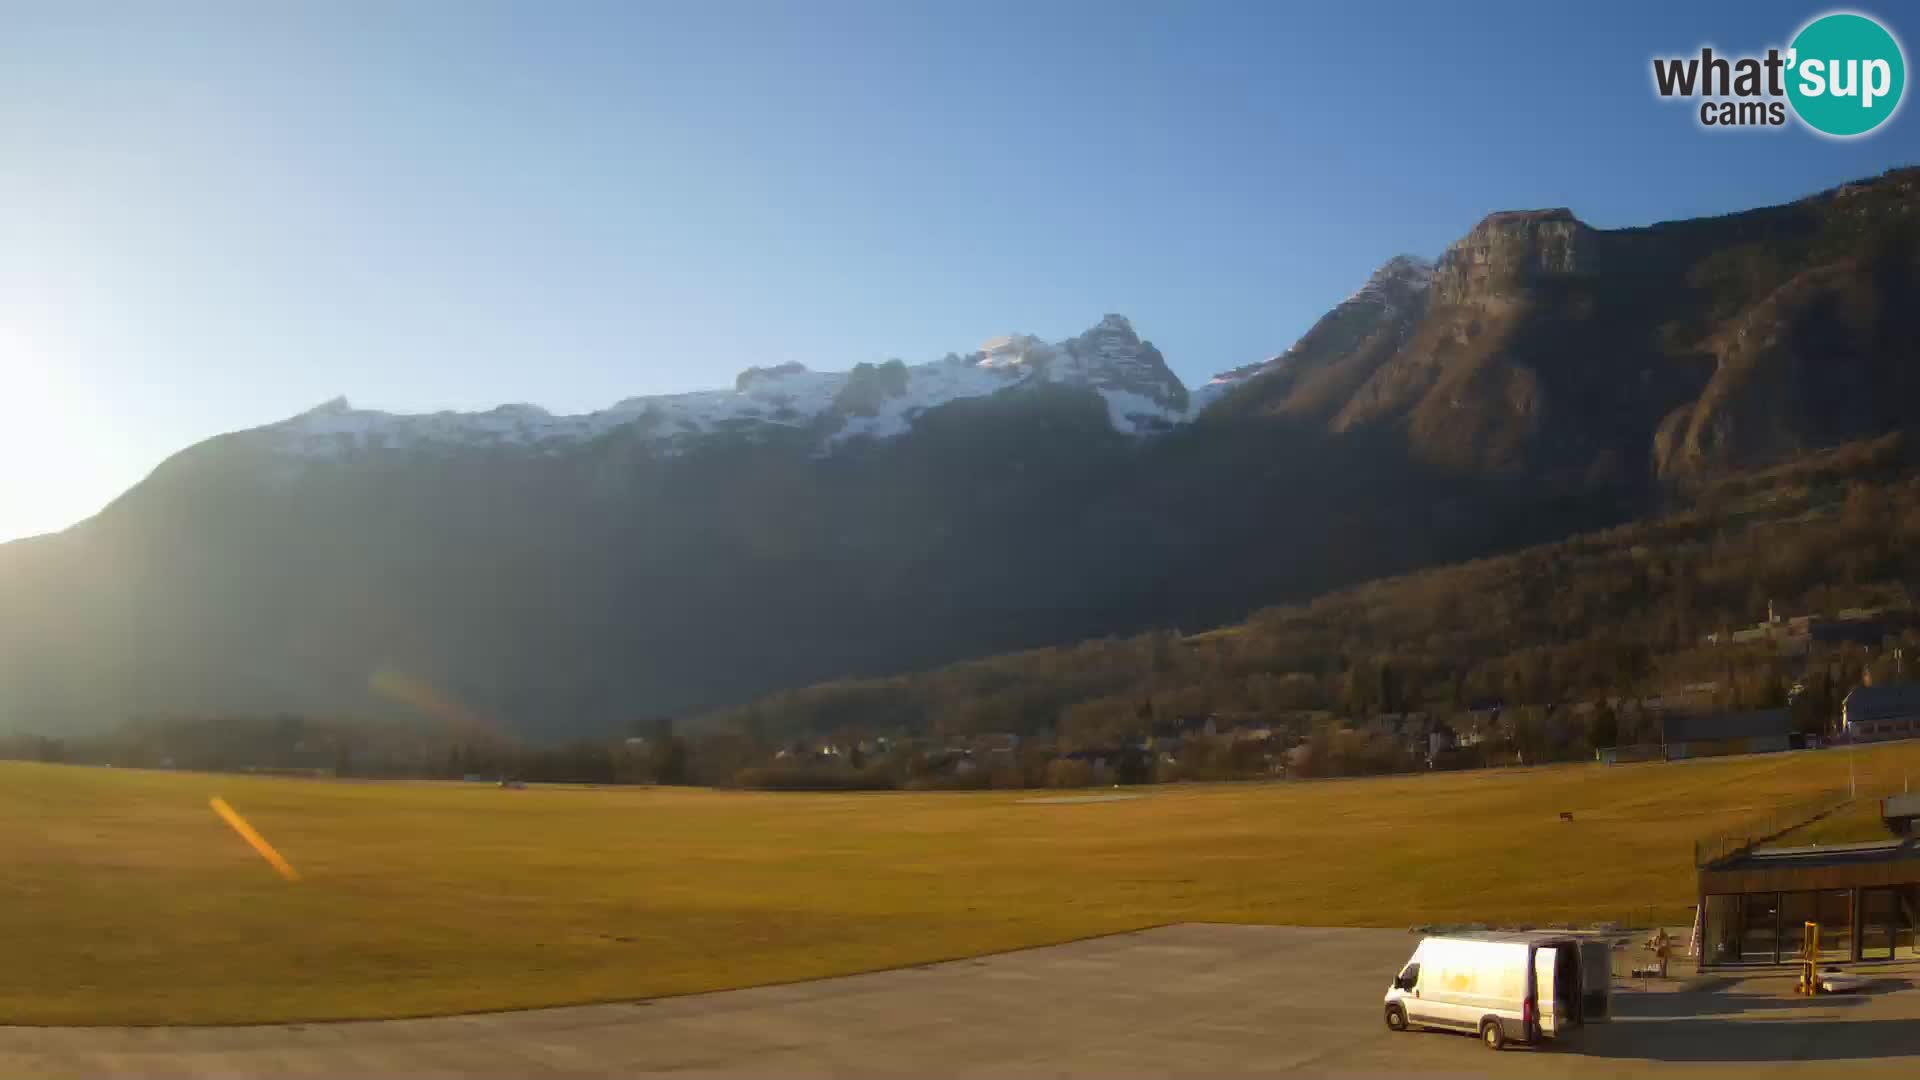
xmin=209 ymin=796 xmax=301 ymax=882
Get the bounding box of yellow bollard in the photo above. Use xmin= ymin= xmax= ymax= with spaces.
xmin=1797 ymin=921 xmax=1820 ymax=995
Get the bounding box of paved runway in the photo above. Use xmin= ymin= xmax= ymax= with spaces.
xmin=5 ymin=924 xmax=1919 ymax=1078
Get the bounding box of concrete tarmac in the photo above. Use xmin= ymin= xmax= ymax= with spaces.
xmin=5 ymin=924 xmax=1919 ymax=1078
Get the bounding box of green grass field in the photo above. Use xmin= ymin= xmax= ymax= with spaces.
xmin=6 ymin=743 xmax=1920 ymax=1025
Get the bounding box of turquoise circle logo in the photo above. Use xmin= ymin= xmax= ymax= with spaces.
xmin=1787 ymin=12 xmax=1906 ymax=137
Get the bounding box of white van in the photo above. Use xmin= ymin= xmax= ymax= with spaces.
xmin=1382 ymin=932 xmax=1608 ymax=1050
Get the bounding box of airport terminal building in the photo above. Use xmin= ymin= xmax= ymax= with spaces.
xmin=1697 ymin=838 xmax=1920 ymax=968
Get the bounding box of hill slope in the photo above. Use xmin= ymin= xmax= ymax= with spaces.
xmin=697 ymin=435 xmax=1920 ymax=748
xmin=3 ymin=169 xmax=1917 ymax=738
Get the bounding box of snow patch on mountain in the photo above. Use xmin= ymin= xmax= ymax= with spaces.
xmin=1099 ymin=387 xmax=1182 ymax=434
xmin=262 ymin=314 xmax=1193 ymax=460
xmin=826 ymin=360 xmax=1029 ymax=445
xmin=976 ymin=334 xmax=1047 ymax=369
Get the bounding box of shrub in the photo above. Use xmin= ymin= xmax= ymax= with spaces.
xmin=1044 ymin=758 xmax=1094 ymax=788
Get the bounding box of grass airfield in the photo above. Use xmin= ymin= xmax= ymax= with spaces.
xmin=5 ymin=743 xmax=1919 ymax=1025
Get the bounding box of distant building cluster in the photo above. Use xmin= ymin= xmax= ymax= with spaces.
xmin=1703 ymin=604 xmax=1914 ymax=656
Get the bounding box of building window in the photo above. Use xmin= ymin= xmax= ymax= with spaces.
xmin=1864 ymin=888 xmax=1897 ymax=960
xmin=1862 ymin=887 xmax=1918 ymax=960
xmin=1743 ymin=892 xmax=1781 ymax=963
xmin=1780 ymin=892 xmax=1817 ymax=958
xmin=1892 ymin=886 xmax=1913 ymax=953
xmin=1817 ymin=890 xmax=1852 ymax=962
xmin=1704 ymin=895 xmax=1740 ymax=965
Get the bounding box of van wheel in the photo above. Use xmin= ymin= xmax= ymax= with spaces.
xmin=1481 ymin=1019 xmax=1505 ymax=1050
xmin=1384 ymin=1005 xmax=1406 ymax=1031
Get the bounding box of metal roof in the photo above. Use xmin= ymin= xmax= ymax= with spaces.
xmin=1661 ymin=709 xmax=1794 ymax=744
xmin=1422 ymin=930 xmax=1587 ymax=944
xmin=1746 ymin=839 xmax=1911 ymax=861
xmin=1700 ymin=837 xmax=1920 ymax=892
xmin=1844 ymin=684 xmax=1920 ymax=722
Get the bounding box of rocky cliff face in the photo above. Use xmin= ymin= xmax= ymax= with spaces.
xmin=1197 ymin=255 xmax=1433 ymax=420
xmin=1054 ymin=314 xmax=1189 ymax=419
xmin=1322 ymin=210 xmax=1604 ymax=465
xmin=981 ymin=315 xmax=1189 ymax=432
xmin=1653 ymin=246 xmax=1920 ymax=477
xmin=1429 ymin=208 xmax=1598 ymax=307
xmin=1234 ymin=168 xmax=1920 ymax=483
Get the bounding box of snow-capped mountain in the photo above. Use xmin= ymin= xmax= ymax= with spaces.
xmin=264 ymin=314 xmax=1192 ymax=462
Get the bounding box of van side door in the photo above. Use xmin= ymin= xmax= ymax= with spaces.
xmin=1578 ymin=940 xmax=1611 ymax=1021
xmin=1532 ymin=948 xmax=1559 ymax=1037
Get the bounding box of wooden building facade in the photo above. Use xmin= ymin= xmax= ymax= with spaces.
xmin=1696 ymin=841 xmax=1920 ymax=967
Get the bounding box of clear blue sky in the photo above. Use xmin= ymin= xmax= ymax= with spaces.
xmin=1 ymin=0 xmax=1915 ymax=541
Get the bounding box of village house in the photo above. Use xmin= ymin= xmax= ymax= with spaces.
xmin=1659 ymin=709 xmax=1795 ymax=760
xmin=1843 ymin=684 xmax=1920 ymax=741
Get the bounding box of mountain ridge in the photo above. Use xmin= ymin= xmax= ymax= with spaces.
xmin=1213 ymin=166 xmax=1920 ymax=484
xmin=4 ymin=168 xmax=1917 ymax=740
xmin=241 ymin=313 xmax=1193 ymax=471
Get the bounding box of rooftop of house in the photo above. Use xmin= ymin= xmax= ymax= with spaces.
xmin=1660 ymin=709 xmax=1795 ymax=744
xmin=1844 ymin=683 xmax=1920 ymax=719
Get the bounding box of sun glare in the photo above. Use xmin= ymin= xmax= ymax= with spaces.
xmin=0 ymin=322 xmax=116 ymax=541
